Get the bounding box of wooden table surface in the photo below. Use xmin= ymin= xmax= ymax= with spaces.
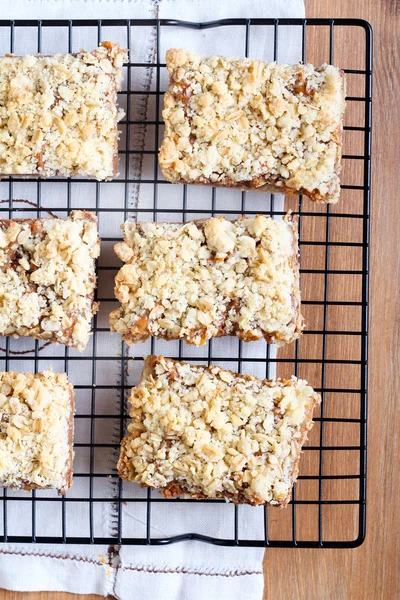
xmin=2 ymin=0 xmax=399 ymax=598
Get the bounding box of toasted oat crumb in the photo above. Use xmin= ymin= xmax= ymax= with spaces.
xmin=109 ymin=214 xmax=302 ymax=346
xmin=0 ymin=42 xmax=127 ymax=180
xmin=0 ymin=370 xmax=74 ymax=493
xmin=159 ymin=49 xmax=345 ymax=203
xmin=0 ymin=210 xmax=100 ymax=351
xmin=118 ymin=356 xmax=320 ymax=506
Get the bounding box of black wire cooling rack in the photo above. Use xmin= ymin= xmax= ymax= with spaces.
xmin=0 ymin=18 xmax=372 ymax=548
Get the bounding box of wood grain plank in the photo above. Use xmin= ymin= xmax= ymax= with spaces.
xmin=0 ymin=2 xmax=397 ymax=599
xmin=263 ymin=1 xmax=400 ymax=599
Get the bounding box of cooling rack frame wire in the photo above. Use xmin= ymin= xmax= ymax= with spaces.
xmin=0 ymin=17 xmax=372 ymax=548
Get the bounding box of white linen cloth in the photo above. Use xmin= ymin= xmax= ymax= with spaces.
xmin=0 ymin=1 xmax=305 ymax=598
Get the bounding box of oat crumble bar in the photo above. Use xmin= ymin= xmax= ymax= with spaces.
xmin=109 ymin=214 xmax=302 ymax=346
xmin=118 ymin=356 xmax=321 ymax=506
xmin=159 ymin=49 xmax=345 ymax=203
xmin=0 ymin=370 xmax=74 ymax=494
xmin=0 ymin=42 xmax=127 ymax=180
xmin=0 ymin=210 xmax=100 ymax=351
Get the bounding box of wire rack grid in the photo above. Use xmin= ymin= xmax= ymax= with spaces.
xmin=0 ymin=18 xmax=371 ymax=548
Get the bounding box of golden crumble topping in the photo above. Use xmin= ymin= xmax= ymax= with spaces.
xmin=118 ymin=356 xmax=320 ymax=506
xmin=0 ymin=42 xmax=127 ymax=180
xmin=0 ymin=210 xmax=100 ymax=351
xmin=159 ymin=49 xmax=345 ymax=203
xmin=109 ymin=214 xmax=302 ymax=346
xmin=0 ymin=370 xmax=74 ymax=494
